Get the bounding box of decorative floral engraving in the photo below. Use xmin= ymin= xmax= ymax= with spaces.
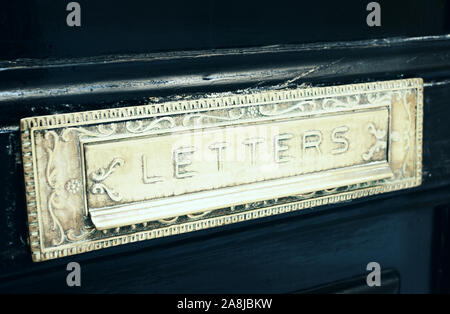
xmin=394 ymin=90 xmax=413 ymax=179
xmin=125 ymin=117 xmax=176 ymax=133
xmin=259 ymin=100 xmax=317 ymax=116
xmin=366 ymin=90 xmax=413 ymax=179
xmin=45 ymin=132 xmax=94 ymax=246
xmin=158 ymin=217 xmax=179 ymax=224
xmin=246 ymin=106 xmax=260 ymax=118
xmin=367 ymin=92 xmax=392 ymax=106
xmin=187 ymin=211 xmax=212 ymax=219
xmin=67 ymin=227 xmax=95 ymax=242
xmin=157 ymin=211 xmax=213 ymax=225
xmin=61 ymin=124 xmax=117 ymax=141
xmin=182 ymin=108 xmax=245 ymax=126
xmin=44 ymin=131 xmax=65 ymax=246
xmin=89 ymin=158 xmax=125 ymax=202
xmin=322 ymin=95 xmax=360 ymax=109
xmin=362 ymin=123 xmax=387 ymax=161
xmin=65 ymin=179 xmax=81 ymax=194
xmin=258 ymin=95 xmax=361 ymax=117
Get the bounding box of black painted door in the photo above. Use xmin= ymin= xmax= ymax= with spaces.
xmin=0 ymin=0 xmax=449 ymax=294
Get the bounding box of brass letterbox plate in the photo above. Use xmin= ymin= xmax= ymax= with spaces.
xmin=21 ymin=78 xmax=423 ymax=261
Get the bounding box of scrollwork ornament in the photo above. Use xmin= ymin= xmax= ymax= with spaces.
xmin=89 ymin=158 xmax=125 ymax=202
xmin=362 ymin=123 xmax=387 ymax=161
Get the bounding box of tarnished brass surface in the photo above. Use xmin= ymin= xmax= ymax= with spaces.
xmin=21 ymin=78 xmax=423 ymax=261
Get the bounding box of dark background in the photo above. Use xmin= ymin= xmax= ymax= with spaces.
xmin=0 ymin=0 xmax=449 ymax=294
xmin=0 ymin=0 xmax=449 ymax=60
